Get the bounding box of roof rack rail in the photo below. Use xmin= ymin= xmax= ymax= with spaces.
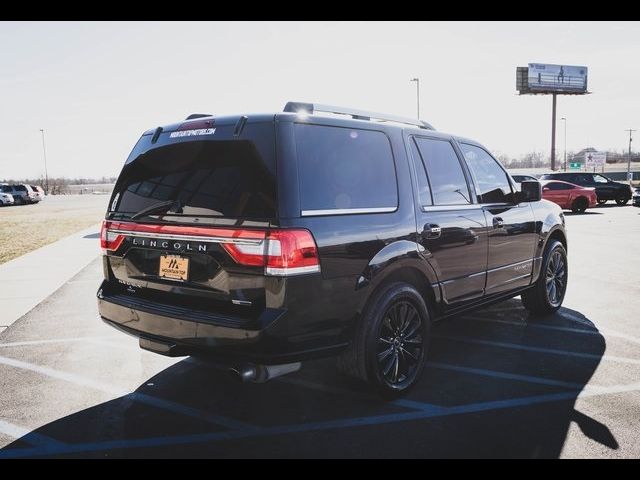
xmin=185 ymin=113 xmax=213 ymax=120
xmin=283 ymin=102 xmax=434 ymax=130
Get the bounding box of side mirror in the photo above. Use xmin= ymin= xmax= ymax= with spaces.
xmin=516 ymin=180 xmax=542 ymax=203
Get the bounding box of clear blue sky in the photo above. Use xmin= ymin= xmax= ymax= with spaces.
xmin=1 ymin=21 xmax=639 ymax=179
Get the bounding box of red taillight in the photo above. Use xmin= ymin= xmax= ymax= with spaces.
xmin=222 ymin=229 xmax=320 ymax=275
xmin=100 ymin=220 xmax=125 ymax=253
xmin=99 ymin=221 xmax=320 ymax=276
xmin=264 ymin=229 xmax=320 ymax=275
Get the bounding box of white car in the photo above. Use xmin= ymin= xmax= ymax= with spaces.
xmin=0 ymin=191 xmax=14 ymax=206
xmin=30 ymin=185 xmax=45 ymax=201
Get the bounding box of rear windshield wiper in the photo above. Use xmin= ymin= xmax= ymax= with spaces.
xmin=131 ymin=199 xmax=182 ymax=220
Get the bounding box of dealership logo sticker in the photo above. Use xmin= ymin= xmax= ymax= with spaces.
xmin=169 ymin=128 xmax=216 ymax=138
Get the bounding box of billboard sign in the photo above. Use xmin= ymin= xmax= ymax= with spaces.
xmin=527 ymin=63 xmax=588 ymax=93
xmin=585 ymin=151 xmax=606 ymax=168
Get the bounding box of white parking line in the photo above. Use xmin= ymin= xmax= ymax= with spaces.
xmin=0 ymin=420 xmax=66 ymax=447
xmin=0 ymin=336 xmax=120 ymax=348
xmin=0 ymin=354 xmax=255 ymax=431
xmin=433 ymin=334 xmax=640 ymax=365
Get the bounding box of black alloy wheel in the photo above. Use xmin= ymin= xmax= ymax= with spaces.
xmin=377 ymin=300 xmax=424 ymax=388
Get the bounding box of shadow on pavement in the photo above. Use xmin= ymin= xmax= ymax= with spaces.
xmin=1 ymin=299 xmax=611 ymax=458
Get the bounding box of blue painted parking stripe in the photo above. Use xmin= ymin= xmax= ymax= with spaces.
xmin=426 ymin=361 xmax=594 ymax=390
xmin=0 ymin=386 xmax=611 ymax=459
xmin=0 ymin=354 xmax=256 ymax=432
xmin=460 ymin=316 xmax=600 ymax=335
xmin=433 ymin=334 xmax=640 ymax=365
xmin=275 ymin=376 xmax=445 ymax=412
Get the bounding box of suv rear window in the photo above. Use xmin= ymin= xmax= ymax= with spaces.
xmin=294 ymin=124 xmax=397 ymax=212
xmin=111 ymin=123 xmax=276 ymax=220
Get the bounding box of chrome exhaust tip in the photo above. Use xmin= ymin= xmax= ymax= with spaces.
xmin=230 ymin=362 xmax=301 ymax=383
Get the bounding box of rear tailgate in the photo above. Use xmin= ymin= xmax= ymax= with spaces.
xmin=103 ymin=119 xmax=277 ymax=312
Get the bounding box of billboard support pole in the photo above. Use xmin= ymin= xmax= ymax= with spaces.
xmin=551 ymin=93 xmax=557 ymax=171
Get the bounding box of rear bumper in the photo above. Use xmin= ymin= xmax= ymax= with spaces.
xmin=97 ymin=281 xmax=348 ymax=363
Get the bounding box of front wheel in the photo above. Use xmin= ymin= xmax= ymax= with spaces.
xmin=522 ymin=240 xmax=568 ymax=316
xmin=615 ymin=195 xmax=629 ymax=206
xmin=337 ymin=282 xmax=431 ymax=397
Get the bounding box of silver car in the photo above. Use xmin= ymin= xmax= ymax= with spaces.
xmin=0 ymin=191 xmax=14 ymax=206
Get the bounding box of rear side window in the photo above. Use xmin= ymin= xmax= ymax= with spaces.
xmin=409 ymin=138 xmax=433 ymax=206
xmin=111 ymin=123 xmax=277 ymax=219
xmin=294 ymin=124 xmax=397 ymax=212
xmin=413 ymin=137 xmax=471 ymax=206
xmin=14 ymin=185 xmax=27 ymax=192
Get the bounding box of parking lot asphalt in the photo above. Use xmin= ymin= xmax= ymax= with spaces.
xmin=0 ymin=204 xmax=638 ymax=458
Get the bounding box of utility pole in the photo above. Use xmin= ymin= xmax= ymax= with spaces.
xmin=410 ymin=78 xmax=420 ymax=120
xmin=39 ymin=129 xmax=49 ymax=194
xmin=551 ymin=93 xmax=557 ymax=171
xmin=626 ymin=128 xmax=636 ymax=187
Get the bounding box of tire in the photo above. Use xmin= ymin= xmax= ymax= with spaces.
xmin=571 ymin=197 xmax=588 ymax=213
xmin=615 ymin=195 xmax=629 ymax=206
xmin=336 ymin=282 xmax=431 ymax=397
xmin=597 ymin=199 xmax=607 ymax=205
xmin=521 ymin=240 xmax=568 ymax=316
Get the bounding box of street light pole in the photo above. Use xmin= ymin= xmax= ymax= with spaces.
xmin=561 ymin=117 xmax=567 ymax=171
xmin=626 ymin=128 xmax=636 ymax=187
xmin=410 ymin=78 xmax=420 ymax=120
xmin=39 ymin=129 xmax=49 ymax=194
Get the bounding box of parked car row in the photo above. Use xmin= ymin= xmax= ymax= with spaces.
xmin=511 ymin=172 xmax=634 ymax=213
xmin=0 ymin=184 xmax=45 ymax=206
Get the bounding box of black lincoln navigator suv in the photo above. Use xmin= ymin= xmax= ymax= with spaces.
xmin=98 ymin=102 xmax=568 ymax=395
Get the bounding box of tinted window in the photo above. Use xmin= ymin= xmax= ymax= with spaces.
xmin=545 ymin=182 xmax=572 ymax=191
xmin=409 ymin=138 xmax=433 ymax=206
xmin=111 ymin=123 xmax=276 ymax=219
xmin=460 ymin=144 xmax=512 ymax=203
xmin=14 ymin=185 xmax=27 ymax=192
xmin=295 ymin=124 xmax=397 ymax=211
xmin=414 ymin=137 xmax=470 ymax=205
xmin=0 ymin=186 xmax=11 ymax=193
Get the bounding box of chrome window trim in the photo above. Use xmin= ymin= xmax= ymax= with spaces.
xmin=421 ymin=204 xmax=484 ymax=212
xmin=301 ymin=207 xmax=396 ymax=217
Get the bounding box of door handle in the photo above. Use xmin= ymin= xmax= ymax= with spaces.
xmin=493 ymin=217 xmax=504 ymax=228
xmin=423 ymin=223 xmax=442 ymax=239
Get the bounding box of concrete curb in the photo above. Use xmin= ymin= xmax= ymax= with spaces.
xmin=0 ymin=223 xmax=102 ymax=332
